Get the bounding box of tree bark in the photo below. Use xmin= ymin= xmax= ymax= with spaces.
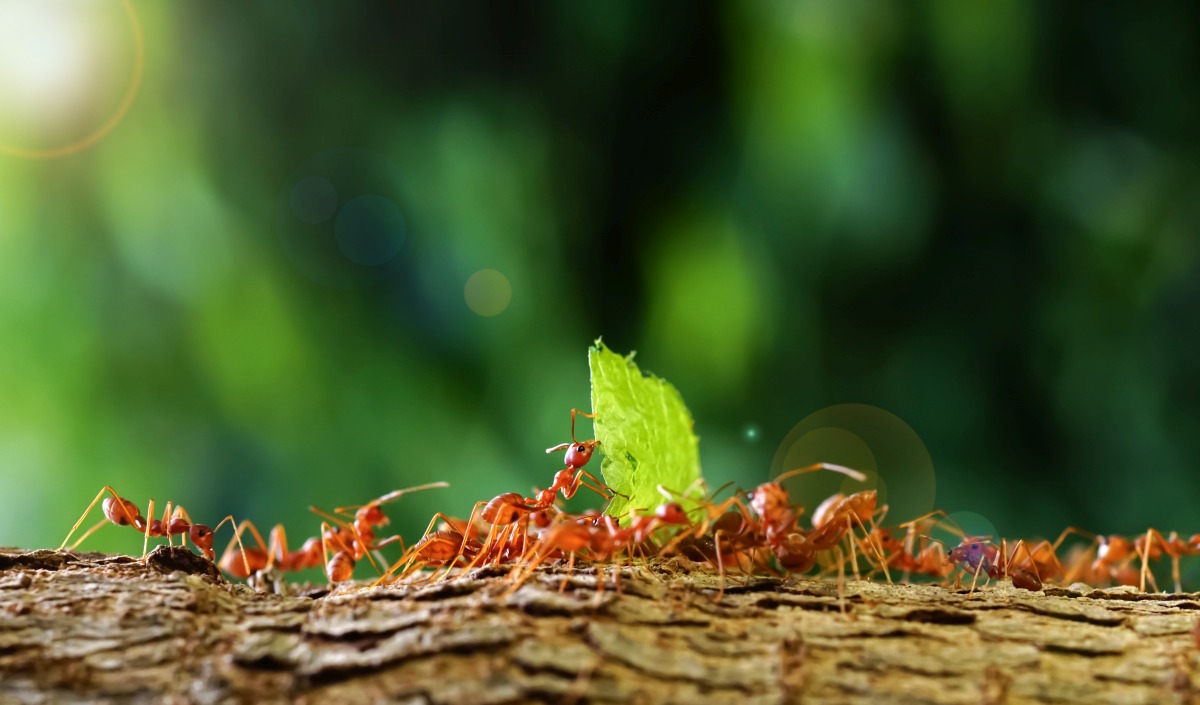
xmin=1 ymin=547 xmax=1198 ymax=705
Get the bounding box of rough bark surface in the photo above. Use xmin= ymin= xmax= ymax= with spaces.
xmin=1 ymin=546 xmax=1199 ymax=705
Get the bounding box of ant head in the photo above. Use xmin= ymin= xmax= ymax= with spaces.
xmin=946 ymin=539 xmax=994 ymax=569
xmin=564 ymin=440 xmax=597 ymax=469
xmin=874 ymin=528 xmax=901 ymax=551
xmin=749 ymin=482 xmax=788 ymax=518
xmin=655 ymin=503 xmax=689 ymax=525
xmin=189 ymin=524 xmax=215 ymax=556
xmin=358 ymin=505 xmax=388 ymax=527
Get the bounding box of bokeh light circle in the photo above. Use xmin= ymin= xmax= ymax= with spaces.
xmin=278 ymin=149 xmax=411 ymax=288
xmin=289 ymin=176 xmax=338 ymax=224
xmin=464 ymin=269 xmax=512 ymax=316
xmin=0 ymin=0 xmax=143 ymax=159
xmin=770 ymin=404 xmax=936 ymax=526
xmin=334 ymin=194 xmax=406 ymax=266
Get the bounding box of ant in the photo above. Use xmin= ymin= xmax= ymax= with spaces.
xmin=508 ymin=499 xmax=692 ymax=596
xmin=429 ymin=410 xmax=617 ymax=577
xmin=1133 ymin=529 xmax=1200 ymax=594
xmin=545 ymin=408 xmax=599 ymax=472
xmin=746 ymin=463 xmax=889 ymax=581
xmin=942 ymin=536 xmax=1043 ymax=595
xmin=856 ymin=510 xmax=959 ymax=582
xmin=312 ymin=481 xmax=451 ymax=581
xmin=60 ymin=485 xmax=247 ymax=574
xmin=371 ymin=511 xmax=484 ymax=586
xmin=1041 ymin=528 xmax=1148 ymax=590
xmin=219 ymin=482 xmax=448 ymax=584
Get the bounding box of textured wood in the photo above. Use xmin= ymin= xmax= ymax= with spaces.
xmin=1 ymin=547 xmax=1199 ymax=704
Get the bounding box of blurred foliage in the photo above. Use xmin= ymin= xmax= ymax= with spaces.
xmin=1 ymin=1 xmax=1198 ymax=582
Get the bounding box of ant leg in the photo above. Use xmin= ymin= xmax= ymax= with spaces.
xmin=210 ymin=516 xmax=248 ymax=574
xmin=967 ymin=555 xmax=987 ymax=597
xmin=559 ymin=553 xmax=576 ymax=593
xmin=440 ymin=502 xmax=489 ymax=580
xmin=61 ymin=487 xmax=113 ymax=550
xmin=573 ymin=470 xmax=618 ymax=500
xmin=1139 ymin=528 xmax=1151 ymax=593
xmin=142 ymin=498 xmax=156 ymax=559
xmin=844 ymin=518 xmax=861 ymax=581
xmin=898 ymin=512 xmax=950 ymax=582
xmin=68 ymin=519 xmax=110 ymax=551
xmin=711 ymin=530 xmax=727 ymax=603
xmin=1004 ymin=539 xmax=1041 ymax=581
xmin=836 ymin=546 xmax=846 ymax=616
xmin=61 ymin=486 xmax=142 ymax=551
xmin=370 ymin=535 xmax=407 ymax=577
xmin=848 ymin=511 xmax=892 ymax=584
xmin=159 ymin=501 xmax=173 ymax=548
xmin=267 ymin=524 xmax=290 ymax=569
xmin=174 ymin=507 xmax=195 ymax=550
xmin=1142 ymin=528 xmax=1181 ymax=594
xmin=219 ymin=520 xmax=267 ymax=578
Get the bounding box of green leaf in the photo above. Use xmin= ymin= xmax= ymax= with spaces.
xmin=589 ymin=339 xmax=700 ymax=522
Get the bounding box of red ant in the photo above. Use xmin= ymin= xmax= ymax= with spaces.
xmin=219 ymin=482 xmax=448 ymax=583
xmin=508 ymin=499 xmax=692 ymax=596
xmin=314 ymin=481 xmax=450 ymax=581
xmin=660 ymin=465 xmax=881 ymax=603
xmin=856 ymin=511 xmax=956 ymax=582
xmin=60 ymin=486 xmax=247 ymax=574
xmin=218 ymin=522 xmax=323 ymax=579
xmin=371 ymin=511 xmax=484 ymax=586
xmin=426 ymin=411 xmax=616 ymax=578
xmin=942 ymin=536 xmax=1043 ymax=594
xmin=1133 ymin=529 xmax=1200 ymax=594
xmin=545 ymin=408 xmax=598 ymax=471
xmin=1041 ymin=528 xmax=1148 ymax=590
xmin=805 ymin=488 xmax=890 ymax=582
xmin=744 ymin=463 xmax=888 ymax=580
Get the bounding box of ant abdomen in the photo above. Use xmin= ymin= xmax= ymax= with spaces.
xmin=326 ymin=552 xmax=355 ymax=582
xmin=775 ymin=534 xmax=816 ymax=573
xmin=102 ymin=496 xmax=142 ymax=527
xmin=481 ymin=493 xmax=528 ymax=525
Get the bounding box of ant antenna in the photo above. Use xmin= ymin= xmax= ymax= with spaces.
xmin=773 ymin=462 xmax=867 ymax=484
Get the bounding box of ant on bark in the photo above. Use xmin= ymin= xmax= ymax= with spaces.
xmin=218 ymin=482 xmax=448 ymax=584
xmin=61 ymin=485 xmax=248 ymax=575
xmin=856 ymin=510 xmax=957 ymax=582
xmin=940 ymin=536 xmax=1044 ymax=595
xmin=405 ymin=409 xmax=617 ymax=580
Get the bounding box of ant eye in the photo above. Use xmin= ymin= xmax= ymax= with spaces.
xmin=971 ymin=543 xmax=978 ymax=550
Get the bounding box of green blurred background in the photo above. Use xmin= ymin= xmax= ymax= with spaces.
xmin=1 ymin=2 xmax=1197 ymax=581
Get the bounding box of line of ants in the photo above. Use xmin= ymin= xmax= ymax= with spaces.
xmin=59 ymin=409 xmax=1200 ymax=599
